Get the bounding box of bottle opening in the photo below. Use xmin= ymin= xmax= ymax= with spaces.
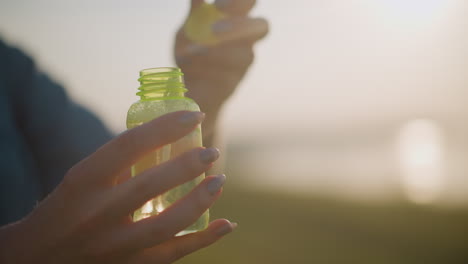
xmin=137 ymin=67 xmax=188 ymax=100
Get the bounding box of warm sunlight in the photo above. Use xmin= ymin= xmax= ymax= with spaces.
xmin=397 ymin=119 xmax=445 ymax=204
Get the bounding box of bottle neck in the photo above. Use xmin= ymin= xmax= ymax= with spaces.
xmin=137 ymin=67 xmax=188 ymax=101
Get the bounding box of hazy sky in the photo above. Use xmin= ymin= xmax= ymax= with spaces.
xmin=1 ymin=0 xmax=468 ymax=204
xmin=1 ymin=0 xmax=467 ymax=134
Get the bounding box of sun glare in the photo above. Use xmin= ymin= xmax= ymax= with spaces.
xmin=397 ymin=119 xmax=445 ymax=204
xmin=141 ymin=200 xmax=154 ymax=214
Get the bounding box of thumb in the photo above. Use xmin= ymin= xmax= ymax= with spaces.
xmin=190 ymin=0 xmax=204 ymax=12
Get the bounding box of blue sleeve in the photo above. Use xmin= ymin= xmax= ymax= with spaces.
xmin=6 ymin=42 xmax=114 ymax=194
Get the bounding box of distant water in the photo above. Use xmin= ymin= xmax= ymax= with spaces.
xmin=225 ymin=121 xmax=468 ymax=207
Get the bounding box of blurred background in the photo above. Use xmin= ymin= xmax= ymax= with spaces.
xmin=1 ymin=0 xmax=467 ymax=263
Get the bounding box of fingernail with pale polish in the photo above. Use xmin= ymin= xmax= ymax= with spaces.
xmin=216 ymin=221 xmax=237 ymax=237
xmin=207 ymin=174 xmax=226 ymax=195
xmin=200 ymin=148 xmax=220 ymax=164
xmin=179 ymin=112 xmax=205 ymax=126
xmin=212 ymin=20 xmax=233 ymax=34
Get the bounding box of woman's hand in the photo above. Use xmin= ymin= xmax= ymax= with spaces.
xmin=0 ymin=111 xmax=236 ymax=264
xmin=175 ymin=0 xmax=269 ymax=145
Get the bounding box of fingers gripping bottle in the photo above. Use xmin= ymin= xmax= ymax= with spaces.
xmin=126 ymin=67 xmax=208 ymax=235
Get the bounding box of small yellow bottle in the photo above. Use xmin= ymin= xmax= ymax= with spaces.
xmin=126 ymin=67 xmax=208 ymax=235
xmin=184 ymin=1 xmax=226 ymax=46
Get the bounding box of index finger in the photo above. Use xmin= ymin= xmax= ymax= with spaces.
xmin=214 ymin=0 xmax=256 ymax=16
xmin=70 ymin=111 xmax=205 ymax=185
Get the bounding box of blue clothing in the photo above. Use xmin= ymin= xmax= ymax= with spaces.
xmin=0 ymin=40 xmax=113 ymax=225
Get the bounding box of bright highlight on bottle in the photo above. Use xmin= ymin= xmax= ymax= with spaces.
xmin=397 ymin=119 xmax=445 ymax=204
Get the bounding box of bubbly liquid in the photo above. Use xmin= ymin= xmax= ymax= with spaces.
xmin=127 ymin=99 xmax=209 ymax=235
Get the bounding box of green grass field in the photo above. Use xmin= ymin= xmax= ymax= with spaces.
xmin=178 ymin=184 xmax=468 ymax=264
